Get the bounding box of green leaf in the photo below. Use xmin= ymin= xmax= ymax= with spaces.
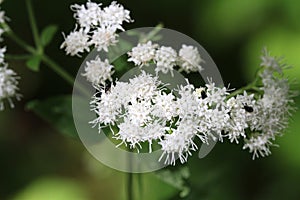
xmin=40 ymin=25 xmax=58 ymax=47
xmin=26 ymin=95 xmax=78 ymax=139
xmin=26 ymin=55 xmax=41 ymax=71
xmin=155 ymin=166 xmax=191 ymax=198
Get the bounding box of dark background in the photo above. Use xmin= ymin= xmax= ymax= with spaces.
xmin=1 ymin=0 xmax=300 ymax=199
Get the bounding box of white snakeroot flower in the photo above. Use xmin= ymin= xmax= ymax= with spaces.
xmin=225 ymin=98 xmax=247 ymax=143
xmin=82 ymin=57 xmax=114 ymax=85
xmin=127 ymin=100 xmax=152 ymax=126
xmin=258 ymin=54 xmax=292 ymax=137
xmin=60 ymin=28 xmax=90 ymax=56
xmin=0 ymin=65 xmax=20 ymax=110
xmin=178 ymin=45 xmax=204 ymax=73
xmin=90 ymin=26 xmax=118 ymax=52
xmin=0 ymin=10 xmax=5 ymax=24
xmin=89 ymin=47 xmax=295 ymax=164
xmin=71 ymin=1 xmax=102 ymax=31
xmin=159 ymin=118 xmax=199 ymax=165
xmin=241 ymin=52 xmax=294 ymax=159
xmin=91 ymin=71 xmax=161 ymax=127
xmin=152 ymin=92 xmax=177 ymax=120
xmin=205 ymin=81 xmax=229 ymax=109
xmin=63 ymin=1 xmax=133 ymax=57
xmin=204 ymin=108 xmax=230 ymax=142
xmin=260 ymin=48 xmax=283 ymax=74
xmin=90 ymin=84 xmax=125 ymax=127
xmin=243 ymin=134 xmax=273 ymax=159
xmin=115 ymin=118 xmax=165 ymax=152
xmin=102 ymin=1 xmax=133 ymax=31
xmin=128 ymin=71 xmax=161 ymax=101
xmin=176 ymin=83 xmax=199 ymax=118
xmin=128 ymin=41 xmax=158 ymax=67
xmin=258 ymin=78 xmax=291 ymax=137
xmin=0 ymin=46 xmax=6 ymax=63
xmin=154 ymin=46 xmax=177 ymax=75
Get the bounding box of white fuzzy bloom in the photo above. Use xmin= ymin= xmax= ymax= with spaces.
xmin=260 ymin=48 xmax=282 ymax=74
xmin=128 ymin=71 xmax=161 ymax=101
xmin=82 ymin=57 xmax=114 ymax=85
xmin=128 ymin=41 xmax=158 ymax=66
xmin=225 ymin=95 xmax=251 ymax=143
xmin=115 ymin=118 xmax=165 ymax=151
xmin=0 ymin=65 xmax=20 ymax=110
xmin=240 ymin=52 xmax=293 ymax=159
xmin=60 ymin=28 xmax=90 ymax=56
xmin=0 ymin=3 xmax=7 ymax=41
xmin=205 ymin=81 xmax=228 ymax=109
xmin=127 ymin=100 xmax=152 ymax=126
xmin=154 ymin=46 xmax=177 ymax=75
xmin=90 ymin=49 xmax=295 ymax=164
xmin=178 ymin=45 xmax=204 ymax=73
xmin=0 ymin=2 xmax=20 ymax=111
xmin=91 ymin=84 xmax=125 ymax=127
xmin=102 ymin=1 xmax=133 ymax=31
xmin=91 ymin=71 xmax=160 ymax=127
xmin=0 ymin=10 xmax=5 ymax=24
xmin=62 ymin=1 xmax=133 ymax=56
xmin=159 ymin=119 xmax=198 ymax=165
xmin=71 ymin=1 xmax=102 ymax=31
xmin=152 ymin=92 xmax=177 ymax=120
xmin=176 ymin=83 xmax=198 ymax=118
xmin=90 ymin=26 xmax=118 ymax=52
xmin=0 ymin=46 xmax=6 ymax=63
xmin=257 ymin=78 xmax=291 ymax=137
xmin=243 ymin=134 xmax=273 ymax=159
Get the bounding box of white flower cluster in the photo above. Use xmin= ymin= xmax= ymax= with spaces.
xmin=61 ymin=1 xmax=133 ymax=56
xmin=0 ymin=1 xmax=21 ymax=111
xmin=90 ymin=50 xmax=294 ymax=165
xmin=82 ymin=56 xmax=114 ymax=85
xmin=242 ymin=50 xmax=294 ymax=159
xmin=127 ymin=41 xmax=204 ymax=75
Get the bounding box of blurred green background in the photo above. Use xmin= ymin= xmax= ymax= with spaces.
xmin=1 ymin=0 xmax=300 ymax=199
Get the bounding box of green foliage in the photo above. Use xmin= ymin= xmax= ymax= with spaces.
xmin=12 ymin=177 xmax=88 ymax=200
xmin=277 ymin=97 xmax=300 ymax=169
xmin=194 ymin=0 xmax=271 ymax=43
xmin=141 ymin=173 xmax=178 ymax=200
xmin=243 ymin=26 xmax=300 ymax=84
xmin=40 ymin=25 xmax=58 ymax=47
xmin=26 ymin=55 xmax=41 ymax=71
xmin=155 ymin=166 xmax=191 ymax=198
xmin=26 ymin=95 xmax=78 ymax=139
xmin=25 ymin=25 xmax=58 ymax=71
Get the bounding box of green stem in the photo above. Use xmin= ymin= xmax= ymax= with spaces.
xmin=5 ymin=25 xmax=90 ymax=96
xmin=41 ymin=55 xmax=91 ymax=97
xmin=140 ymin=23 xmax=163 ymax=43
xmin=126 ymin=146 xmax=134 ymax=200
xmin=227 ymin=75 xmax=261 ymax=99
xmin=6 ymin=54 xmax=32 ymax=60
xmin=227 ymin=84 xmax=254 ymax=99
xmin=127 ymin=172 xmax=134 ymax=200
xmin=40 ymin=55 xmax=74 ymax=85
xmin=137 ymin=173 xmax=143 ymax=200
xmin=5 ymin=28 xmax=75 ymax=86
xmin=26 ymin=0 xmax=42 ymax=52
xmin=4 ymin=25 xmax=35 ymax=54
